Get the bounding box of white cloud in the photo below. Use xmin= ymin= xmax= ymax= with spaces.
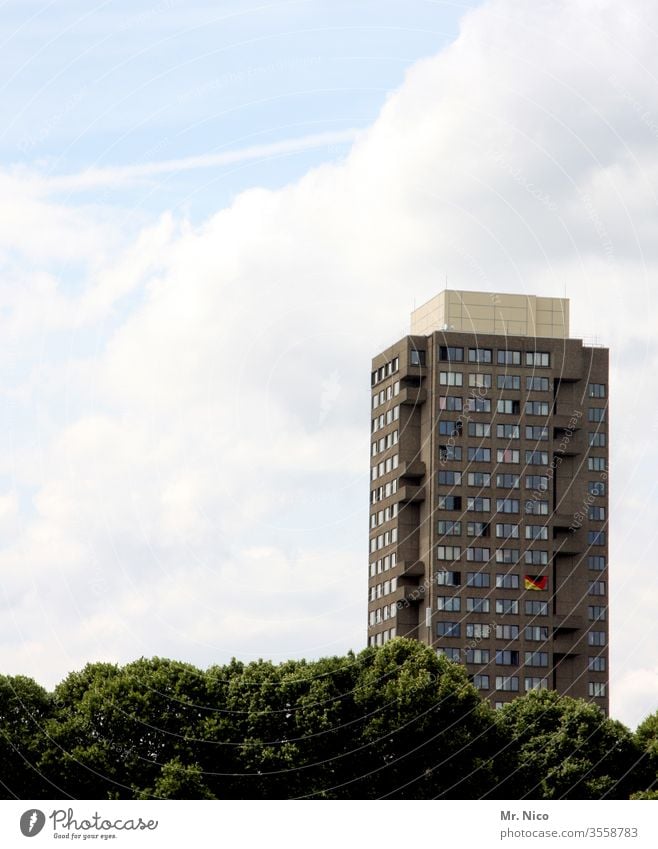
xmin=0 ymin=0 xmax=657 ymax=728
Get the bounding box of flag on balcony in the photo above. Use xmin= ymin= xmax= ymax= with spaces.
xmin=525 ymin=575 xmax=548 ymax=591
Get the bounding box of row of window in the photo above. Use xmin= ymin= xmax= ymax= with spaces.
xmin=438 ymin=448 xmax=607 ymax=472
xmin=438 ymin=561 xmax=606 ymax=585
xmin=439 ymin=347 xmax=552 ymax=367
xmin=436 ymin=601 xmax=550 ymax=628
xmin=371 ymin=404 xmax=400 ymax=433
xmin=371 ymin=478 xmax=398 ymax=505
xmin=370 ymin=502 xmax=399 ymax=529
xmin=438 ymin=422 xmax=552 ymax=440
xmin=372 ymin=381 xmax=400 ymax=410
xmin=439 ymin=494 xmax=551 ymax=515
xmin=371 ymin=429 xmax=398 ymax=456
xmin=369 ymin=527 xmax=398 ymax=553
xmin=436 ymin=622 xmax=606 ymax=645
xmin=368 ymin=604 xmax=397 ymax=625
xmin=369 ymin=552 xmax=397 ymax=577
xmin=371 ymin=357 xmax=399 ymax=387
xmin=438 ymin=648 xmax=551 ymax=666
xmin=369 ymin=577 xmax=398 ymax=601
xmin=371 ymin=453 xmax=399 ymax=481
xmin=368 ymin=627 xmax=397 ymax=646
xmin=438 ymin=472 xmax=551 ymax=489
xmin=438 ymin=546 xmax=550 ymax=564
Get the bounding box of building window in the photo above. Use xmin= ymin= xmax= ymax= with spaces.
xmin=588 ymin=656 xmax=606 ymax=672
xmin=496 ymin=548 xmax=519 ymax=563
xmin=588 ymin=530 xmax=606 ymax=546
xmin=437 ymin=520 xmax=462 ymax=536
xmin=588 ymin=631 xmax=606 ymax=646
xmin=497 ymin=399 xmax=521 ymax=414
xmin=588 ymin=457 xmax=606 ymax=472
xmin=469 ymin=373 xmax=492 ymax=388
xmin=526 ymin=352 xmax=550 ymax=367
xmin=439 ymin=346 xmax=464 ymax=362
xmin=438 ymin=470 xmax=462 ymax=486
xmin=526 ymin=376 xmax=550 ymax=391
xmin=439 ymin=372 xmax=464 ymax=386
xmin=588 ymin=556 xmax=606 ymax=571
xmin=496 ymin=523 xmax=519 ymax=539
xmin=524 ymin=601 xmax=548 ymax=615
xmin=525 ymin=626 xmax=549 ymax=641
xmin=496 ymin=624 xmax=519 ymax=639
xmin=496 ymin=676 xmax=519 ymax=692
xmin=466 ymin=597 xmax=491 ymax=613
xmin=588 ymin=383 xmax=606 ymax=398
xmin=525 ymin=550 xmax=548 ymax=565
xmin=467 ymin=521 xmax=490 ymax=538
xmin=525 ymin=499 xmax=549 ymax=515
xmin=466 ymin=623 xmax=491 ymax=639
xmin=468 ymin=472 xmax=491 ymax=487
xmin=497 ymin=374 xmax=521 ymax=390
xmin=468 ymin=447 xmax=491 ymax=462
xmin=525 ymin=401 xmax=550 ymax=416
xmin=437 ymin=545 xmax=461 ymax=561
xmin=467 ymin=497 xmax=491 ymax=512
xmin=526 ymin=475 xmax=549 ymax=491
xmin=588 ymin=682 xmax=607 ymax=698
xmin=436 ymin=647 xmax=461 ymax=661
xmin=496 ymin=474 xmax=520 ymax=489
xmin=439 ymin=420 xmax=463 ymax=437
xmin=526 ymin=426 xmax=549 ymax=441
xmin=588 ymin=407 xmax=606 ymax=422
xmin=496 ymin=599 xmax=519 ymax=615
xmin=497 ymin=498 xmax=520 ymax=514
xmin=437 ymin=596 xmax=461 ymax=612
xmin=466 ymin=572 xmax=491 ymax=587
xmin=496 ymin=650 xmax=520 ymax=665
xmin=524 ymin=651 xmax=549 ymax=667
xmin=496 ymin=573 xmax=520 ymax=589
xmin=589 ymin=506 xmax=606 ymax=521
xmin=588 ymin=605 xmax=607 ymax=621
xmin=497 ymin=424 xmax=520 ymax=439
xmin=436 ymin=621 xmax=461 ymax=638
xmin=526 ymin=450 xmax=549 ymax=465
xmin=497 ymin=350 xmax=521 ymax=365
xmin=437 ymin=570 xmax=461 ymax=586
xmin=473 ymin=674 xmax=490 ymax=690
xmin=439 ymin=396 xmax=463 ymax=411
xmin=466 ymin=547 xmax=490 ymax=562
xmin=440 ymin=445 xmax=463 ymax=461
xmin=525 ymin=678 xmax=548 ymax=692
xmin=410 ymin=349 xmax=426 ymax=366
xmin=438 ymin=495 xmax=462 ymax=511
xmin=525 ymin=525 xmax=548 ymax=540
xmin=589 ymin=432 xmax=606 ymax=447
xmin=468 ymin=422 xmax=491 ymax=437
xmin=588 ymin=481 xmax=606 ymax=496
xmin=466 ymin=397 xmax=492 ymax=414
xmin=497 ymin=448 xmax=520 ymax=464
xmin=468 ymin=348 xmax=492 ymax=363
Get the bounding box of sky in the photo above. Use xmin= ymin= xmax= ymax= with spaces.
xmin=0 ymin=0 xmax=657 ymax=729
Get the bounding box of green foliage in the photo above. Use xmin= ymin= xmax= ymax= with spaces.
xmin=0 ymin=641 xmax=655 ymax=800
xmin=497 ymin=690 xmax=647 ymax=799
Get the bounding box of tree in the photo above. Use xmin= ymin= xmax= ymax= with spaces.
xmin=497 ymin=690 xmax=646 ymax=799
xmin=0 ymin=675 xmax=54 ymax=799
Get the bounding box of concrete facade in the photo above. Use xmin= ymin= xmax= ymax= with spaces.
xmin=369 ymin=290 xmax=609 ymax=712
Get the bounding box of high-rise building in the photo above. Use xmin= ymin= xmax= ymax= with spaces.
xmin=368 ymin=290 xmax=609 ymax=712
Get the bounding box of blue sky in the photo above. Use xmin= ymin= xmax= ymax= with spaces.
xmin=1 ymin=0 xmax=658 ymax=730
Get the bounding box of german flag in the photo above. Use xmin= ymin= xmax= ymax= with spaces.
xmin=525 ymin=575 xmax=548 ymax=591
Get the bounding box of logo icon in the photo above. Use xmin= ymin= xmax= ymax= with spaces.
xmin=20 ymin=810 xmax=45 ymax=838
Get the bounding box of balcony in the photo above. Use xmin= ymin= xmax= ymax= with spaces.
xmin=397 ymin=484 xmax=426 ymax=504
xmin=398 ymin=386 xmax=427 ymax=407
xmin=398 ymin=460 xmax=426 ymax=480
xmin=553 ymin=614 xmax=584 ymax=632
xmin=399 ymin=559 xmax=425 ymax=577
